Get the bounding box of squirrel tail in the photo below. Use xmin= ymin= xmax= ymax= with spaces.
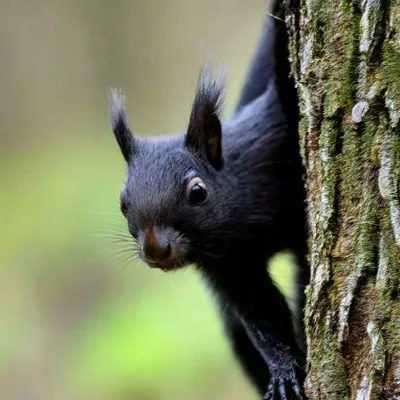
xmin=235 ymin=0 xmax=299 ymax=138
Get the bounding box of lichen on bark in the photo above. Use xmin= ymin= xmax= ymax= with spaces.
xmin=284 ymin=0 xmax=400 ymax=398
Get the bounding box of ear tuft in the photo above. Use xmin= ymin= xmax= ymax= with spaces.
xmin=185 ymin=68 xmax=225 ymax=169
xmin=109 ymin=88 xmax=136 ymax=163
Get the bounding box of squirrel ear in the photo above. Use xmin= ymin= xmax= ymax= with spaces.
xmin=184 ymin=69 xmax=224 ymax=169
xmin=109 ymin=88 xmax=137 ymax=163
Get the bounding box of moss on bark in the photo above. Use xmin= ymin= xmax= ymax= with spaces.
xmin=284 ymin=0 xmax=400 ymax=398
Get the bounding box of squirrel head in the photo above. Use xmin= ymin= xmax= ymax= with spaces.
xmin=110 ymin=69 xmax=228 ymax=271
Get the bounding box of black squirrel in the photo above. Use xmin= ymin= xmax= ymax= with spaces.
xmin=108 ymin=0 xmax=308 ymax=398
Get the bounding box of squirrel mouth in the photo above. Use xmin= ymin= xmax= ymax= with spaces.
xmin=149 ymin=260 xmax=173 ymax=269
xmin=146 ymin=259 xmax=184 ymax=272
xmin=143 ymin=253 xmax=186 ymax=272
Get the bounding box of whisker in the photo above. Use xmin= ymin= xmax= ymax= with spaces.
xmin=94 ymin=228 xmax=131 ymax=236
xmin=92 ymin=234 xmax=133 ymax=243
xmin=92 ymin=219 xmax=142 ymax=271
xmin=110 ymin=254 xmax=142 ymax=271
xmin=90 ymin=240 xmax=134 ymax=251
xmin=95 ymin=230 xmax=125 ymax=241
xmin=91 ymin=233 xmax=131 ymax=239
xmin=111 ymin=247 xmax=137 ymax=258
xmin=105 ymin=251 xmax=135 ymax=266
xmin=103 ymin=225 xmax=130 ymax=232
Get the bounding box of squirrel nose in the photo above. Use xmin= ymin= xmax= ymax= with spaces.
xmin=143 ymin=228 xmax=171 ymax=262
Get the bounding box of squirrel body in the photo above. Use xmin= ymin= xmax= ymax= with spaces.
xmin=109 ymin=1 xmax=308 ymax=399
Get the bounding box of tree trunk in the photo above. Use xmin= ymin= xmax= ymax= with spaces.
xmin=283 ymin=0 xmax=400 ymax=398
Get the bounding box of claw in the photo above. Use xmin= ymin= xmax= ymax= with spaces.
xmin=278 ymin=381 xmax=287 ymax=398
xmin=263 ymin=384 xmax=275 ymax=400
xmin=263 ymin=360 xmax=307 ymax=400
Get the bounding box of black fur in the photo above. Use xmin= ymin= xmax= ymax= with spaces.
xmin=109 ymin=88 xmax=136 ymax=162
xmin=109 ymin=1 xmax=308 ymax=399
xmin=185 ymin=68 xmax=224 ymax=169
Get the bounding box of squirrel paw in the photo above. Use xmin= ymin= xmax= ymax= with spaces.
xmin=263 ymin=360 xmax=306 ymax=400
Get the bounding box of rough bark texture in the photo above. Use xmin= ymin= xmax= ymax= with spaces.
xmin=284 ymin=0 xmax=400 ymax=398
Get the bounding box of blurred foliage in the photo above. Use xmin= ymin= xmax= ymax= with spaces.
xmin=0 ymin=0 xmax=298 ymax=399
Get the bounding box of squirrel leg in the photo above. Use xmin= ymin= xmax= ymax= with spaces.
xmin=219 ymin=306 xmax=270 ymax=395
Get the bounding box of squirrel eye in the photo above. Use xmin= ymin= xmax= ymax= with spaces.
xmin=186 ymin=177 xmax=208 ymax=205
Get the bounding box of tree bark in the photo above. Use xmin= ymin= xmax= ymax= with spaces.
xmin=283 ymin=0 xmax=400 ymax=398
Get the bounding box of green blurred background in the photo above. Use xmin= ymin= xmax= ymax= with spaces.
xmin=0 ymin=1 xmax=296 ymax=399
